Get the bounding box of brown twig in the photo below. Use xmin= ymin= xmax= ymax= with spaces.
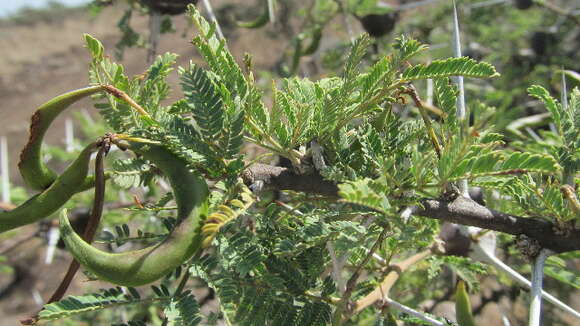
xmin=242 ymin=163 xmax=339 ymax=197
xmin=21 ymin=138 xmax=110 ymax=325
xmin=414 ymin=196 xmax=580 ymax=253
xmin=332 ymin=227 xmax=389 ymax=325
xmin=421 ymin=101 xmax=445 ymax=117
xmin=48 ymin=139 xmax=109 ymax=303
xmin=354 ymin=249 xmax=432 ymax=313
xmin=242 ymin=163 xmax=580 ymax=253
xmin=102 ymin=85 xmax=151 ymax=118
xmin=401 ymin=85 xmax=443 ymax=158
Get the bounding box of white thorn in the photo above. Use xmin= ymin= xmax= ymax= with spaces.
xmin=452 ymin=0 xmax=469 ymax=198
xmin=529 ymin=249 xmax=550 ymax=326
xmin=426 ymin=78 xmax=434 ymax=106
xmin=473 ymin=243 xmax=580 ymax=319
xmin=0 ymin=136 xmax=10 ymax=204
xmin=381 ymin=297 xmax=445 ymax=326
xmin=201 ymin=0 xmax=224 ymax=40
xmin=267 ymin=0 xmax=276 ymax=24
xmin=32 ymin=289 xmax=44 ymax=306
xmin=65 ymin=118 xmax=75 ymax=152
xmin=561 ymin=69 xmax=568 ymax=111
xmin=45 ymin=226 xmax=60 ymax=264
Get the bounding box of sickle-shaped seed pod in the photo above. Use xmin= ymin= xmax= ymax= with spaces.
xmin=19 ymin=86 xmax=107 ymax=191
xmin=60 ymin=144 xmax=209 ymax=286
xmin=0 ymin=142 xmax=99 ymax=233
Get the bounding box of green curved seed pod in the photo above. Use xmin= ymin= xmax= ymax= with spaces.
xmin=19 ymin=85 xmax=106 ymax=191
xmin=455 ymin=280 xmax=476 ymax=326
xmin=237 ymin=0 xmax=270 ymax=28
xmin=0 ymin=142 xmax=99 ymax=233
xmin=60 ymin=144 xmax=210 ymax=286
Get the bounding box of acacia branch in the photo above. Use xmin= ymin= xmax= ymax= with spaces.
xmin=241 ymin=163 xmax=339 ymax=197
xmin=414 ymin=197 xmax=580 ymax=253
xmin=243 ymin=163 xmax=580 ymax=253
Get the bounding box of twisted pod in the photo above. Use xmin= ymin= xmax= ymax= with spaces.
xmin=0 ymin=141 xmax=99 ymax=233
xmin=19 ymin=86 xmax=107 ymax=191
xmin=60 ymin=143 xmax=210 ymax=286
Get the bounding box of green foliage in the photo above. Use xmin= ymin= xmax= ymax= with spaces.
xmin=427 ymin=256 xmax=488 ymax=292
xmin=338 ymin=178 xmax=391 ymax=214
xmin=179 ymin=63 xmax=244 ymax=159
xmin=526 ymin=85 xmax=579 ymax=182
xmin=439 ymin=140 xmax=561 ymax=184
xmin=112 ymin=158 xmax=154 ymax=189
xmin=544 ymin=256 xmax=580 ymax=290
xmin=401 ymin=56 xmax=500 ymax=82
xmin=434 ymin=77 xmax=459 ymax=134
xmin=190 ymin=207 xmax=340 ymax=326
xmin=38 ymin=287 xmax=156 ymax=322
xmin=393 ymin=35 xmax=428 ymax=62
xmin=501 ymin=175 xmax=576 ymax=222
xmin=188 ymin=7 xmax=249 ymax=101
xmin=115 ymin=9 xmax=143 ymax=59
xmin=163 ymin=291 xmax=203 ymax=326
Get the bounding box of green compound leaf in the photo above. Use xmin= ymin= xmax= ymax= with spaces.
xmin=393 ymin=35 xmax=428 ymax=62
xmin=528 ymin=85 xmax=562 ymax=133
xmin=295 ymin=301 xmax=332 ymax=326
xmin=84 ymin=33 xmax=104 ymax=61
xmin=271 ymin=77 xmax=321 ymax=148
xmin=163 ymin=291 xmax=203 ymax=326
xmin=112 ymin=158 xmax=153 ymax=189
xmin=320 ymin=34 xmax=372 ymax=138
xmin=39 ymin=287 xmax=162 ymax=322
xmin=446 ymin=150 xmax=560 ymax=182
xmin=400 ymin=57 xmax=499 ymax=82
xmin=220 ymin=108 xmax=245 ymax=159
xmin=189 ymin=6 xmax=248 ymax=100
xmin=434 ymin=77 xmax=459 ymax=134
xmin=179 ymin=63 xmax=224 ymax=141
xmin=357 ymin=55 xmax=393 ymax=102
xmin=501 ymin=175 xmax=576 ymax=222
xmin=545 ymin=258 xmax=580 ymax=290
xmin=338 ymin=178 xmax=391 ymax=214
